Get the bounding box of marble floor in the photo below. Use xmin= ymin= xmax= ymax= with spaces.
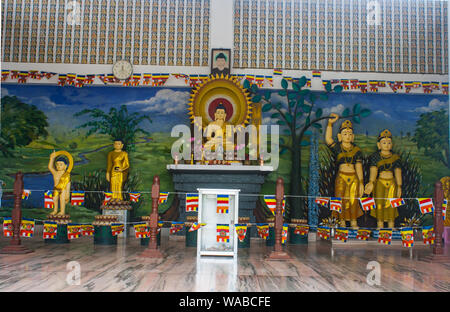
xmin=0 ymin=234 xmax=448 ymax=292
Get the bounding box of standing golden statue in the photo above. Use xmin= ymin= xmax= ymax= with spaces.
xmin=365 ymin=129 xmax=402 ymax=229
xmin=440 ymin=177 xmax=450 ymax=227
xmin=106 ymin=139 xmax=130 ymax=201
xmin=48 ymin=151 xmax=73 ymax=215
xmin=325 ymin=113 xmax=364 ymax=228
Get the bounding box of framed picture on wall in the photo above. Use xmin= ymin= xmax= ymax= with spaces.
xmin=211 ymin=49 xmax=231 ymax=77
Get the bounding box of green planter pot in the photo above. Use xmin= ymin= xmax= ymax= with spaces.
xmin=45 ymin=224 xmax=70 ymax=244
xmin=185 ymin=227 xmax=197 ymax=247
xmin=94 ymin=225 xmax=117 ymax=245
xmin=288 ymin=227 xmax=308 ymax=245
xmin=238 ymin=227 xmax=251 ymax=248
xmin=140 ymin=232 xmax=161 ymax=246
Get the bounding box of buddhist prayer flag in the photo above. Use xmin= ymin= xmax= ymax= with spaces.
xmin=317 ymin=226 xmax=330 ymax=240
xmin=315 ymin=197 xmax=329 ymax=207
xmin=350 ymin=79 xmax=359 ymax=89
xmin=103 ymin=192 xmax=113 ymax=205
xmin=134 ymin=222 xmax=149 ymax=238
xmin=235 ymin=223 xmax=248 ymax=242
xmin=417 ymin=198 xmax=434 ymax=214
xmin=378 ymin=229 xmax=392 ymax=245
xmin=390 ymin=198 xmax=405 ymax=208
xmin=44 ymin=191 xmax=54 ymax=209
xmin=189 ymin=222 xmax=206 ymax=232
xmin=273 ymin=69 xmax=283 ymax=76
xmin=22 ymin=189 xmax=31 ymax=200
xmin=264 ymin=195 xmax=277 ymax=215
xmin=255 ymin=75 xmax=265 ymax=87
xmin=157 ymin=221 xmax=164 ymax=233
xmin=356 ymin=229 xmax=371 ymax=241
xmin=359 ymin=197 xmax=376 ymax=211
xmin=20 ymin=218 xmax=35 ymax=238
xmin=217 ymin=194 xmax=229 ymax=214
xmin=143 ymin=73 xmax=152 ymax=85
xmin=265 ymin=75 xmax=273 ymax=86
xmin=186 ymin=193 xmax=199 ymax=212
xmin=170 ymin=222 xmax=184 ymax=234
xmin=281 ymin=224 xmax=288 ymax=244
xmin=400 ymin=227 xmax=414 ymax=248
xmin=256 ymin=223 xmax=269 ymax=240
xmin=3 ymin=217 xmax=12 ymax=237
xmin=216 ymin=224 xmax=230 ymax=243
xmin=335 ymin=228 xmax=349 ymax=242
xmin=422 ymin=226 xmax=435 ymax=245
xmin=443 ymin=199 xmax=447 ymax=220
xmin=159 ymin=192 xmax=169 ymax=204
xmin=81 ymin=225 xmax=94 ymax=236
xmin=71 ymin=191 xmax=85 ymax=206
xmin=294 ymin=225 xmax=309 ymax=236
xmin=330 ymin=197 xmax=342 ymax=213
xmin=312 ymin=70 xmax=321 ymax=78
xmin=129 ymin=192 xmax=141 ymax=203
xmin=43 ymin=221 xmax=57 ymax=239
xmin=67 ymin=224 xmax=81 ymax=239
xmin=111 ymin=223 xmax=124 ymax=236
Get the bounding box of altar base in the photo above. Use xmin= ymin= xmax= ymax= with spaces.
xmin=44 ymin=215 xmax=71 ymax=244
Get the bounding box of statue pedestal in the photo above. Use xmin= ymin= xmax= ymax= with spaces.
xmin=167 ymin=164 xmax=273 ymax=225
xmin=44 ymin=215 xmax=71 ymax=244
xmin=93 ymin=215 xmax=119 ymax=245
xmin=101 ymin=200 xmax=132 ymax=238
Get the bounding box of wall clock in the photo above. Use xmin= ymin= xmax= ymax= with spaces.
xmin=112 ymin=60 xmax=133 ymax=80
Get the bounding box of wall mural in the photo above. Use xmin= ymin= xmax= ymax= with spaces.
xmin=0 ymin=84 xmax=448 ymax=227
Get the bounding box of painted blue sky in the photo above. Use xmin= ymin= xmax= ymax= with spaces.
xmin=1 ymin=84 xmax=448 ymax=136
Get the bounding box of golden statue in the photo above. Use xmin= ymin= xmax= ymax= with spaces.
xmin=48 ymin=151 xmax=73 ymax=215
xmin=440 ymin=176 xmax=450 ymax=227
xmin=365 ymin=130 xmax=402 ymax=229
xmin=325 ymin=114 xmax=364 ymax=228
xmin=203 ymin=103 xmax=235 ymax=156
xmin=106 ymin=139 xmax=130 ymax=201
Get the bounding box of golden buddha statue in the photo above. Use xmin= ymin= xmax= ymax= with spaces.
xmin=365 ymin=130 xmax=402 ymax=229
xmin=203 ymin=103 xmax=235 ymax=159
xmin=440 ymin=177 xmax=450 ymax=227
xmin=106 ymin=139 xmax=130 ymax=201
xmin=48 ymin=151 xmax=73 ymax=215
xmin=325 ymin=113 xmax=364 ymax=228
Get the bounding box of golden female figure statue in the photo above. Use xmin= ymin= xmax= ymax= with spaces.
xmin=365 ymin=130 xmax=402 ymax=229
xmin=48 ymin=151 xmax=73 ymax=215
xmin=325 ymin=113 xmax=364 ymax=228
xmin=106 ymin=139 xmax=130 ymax=201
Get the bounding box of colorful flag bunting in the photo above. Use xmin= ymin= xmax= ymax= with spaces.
xmin=417 ymin=198 xmax=434 ymax=214
xmin=330 ymin=197 xmax=342 ymax=213
xmin=71 ymin=191 xmax=85 ymax=206
xmin=159 ymin=192 xmax=169 ymax=204
xmin=67 ymin=224 xmax=81 ymax=239
xmin=134 ymin=222 xmax=149 ymax=238
xmin=256 ymin=223 xmax=269 ymax=240
xmin=22 ymin=189 xmax=31 ymax=200
xmin=378 ymin=229 xmax=392 ymax=245
xmin=103 ymin=192 xmax=113 ymax=205
xmin=43 ymin=221 xmax=58 ymax=239
xmin=170 ymin=222 xmax=184 ymax=234
xmin=129 ymin=192 xmax=141 ymax=203
xmin=443 ymin=199 xmax=447 ymax=220
xmin=315 ymin=197 xmax=329 ymax=207
xmin=189 ymin=222 xmax=206 ymax=232
xmin=390 ymin=198 xmax=405 ymax=208
xmin=216 ymin=224 xmax=230 ymax=243
xmin=111 ymin=223 xmax=125 ymax=236
xmin=20 ymin=218 xmax=35 ymax=238
xmin=317 ymin=226 xmax=330 ymax=240
xmin=359 ymin=197 xmax=376 ymax=211
xmin=422 ymin=226 xmax=435 ymax=245
xmin=81 ymin=224 xmax=94 ymax=236
xmin=312 ymin=70 xmax=321 ymax=78
xmin=334 ymin=227 xmax=349 ymax=242
xmin=356 ymin=229 xmax=371 ymax=241
xmin=217 ymin=194 xmax=229 ymax=214
xmin=44 ymin=190 xmax=54 ymax=209
xmin=235 ymin=223 xmax=248 ymax=242
xmin=281 ymin=223 xmax=288 ymax=244
xmin=273 ymin=69 xmax=283 ymax=76
xmin=400 ymin=227 xmax=414 ymax=247
xmin=3 ymin=217 xmax=12 ymax=237
xmin=186 ymin=193 xmax=199 ymax=212
xmin=294 ymin=225 xmax=309 ymax=236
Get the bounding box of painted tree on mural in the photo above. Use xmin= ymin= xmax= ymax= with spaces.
xmin=247 ymin=77 xmax=371 ymax=219
xmin=74 ymin=104 xmax=152 ymax=151
xmin=0 ymin=96 xmax=49 ymax=156
xmin=413 ymin=109 xmax=449 ymax=168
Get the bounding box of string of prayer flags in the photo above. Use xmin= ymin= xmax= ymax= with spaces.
xmin=422 ymin=226 xmax=435 ymax=245
xmin=3 ymin=217 xmax=12 ymax=237
xmin=103 ymin=192 xmax=113 ymax=205
xmin=359 ymin=81 xmax=368 ymax=93
xmin=129 ymin=192 xmax=141 ymax=203
xmin=255 ymin=75 xmax=265 ymax=87
xmin=43 ymin=221 xmax=57 ymax=239
xmin=317 ymin=226 xmax=330 ymax=240
xmin=256 ymin=223 xmax=269 ymax=240
xmin=443 ymin=199 xmax=447 ymax=220
xmin=186 ymin=193 xmax=199 ymax=212
xmin=442 ymin=82 xmax=449 ymax=95
xmin=142 ymin=73 xmax=152 ymax=85
xmin=58 ymin=74 xmax=67 ymax=86
xmin=334 ymin=228 xmax=349 ymax=242
xmin=350 ymin=79 xmax=359 ymax=89
xmin=378 ymin=229 xmax=392 ymax=245
xmin=400 ymin=227 xmax=414 ymax=247
xmin=273 ymin=69 xmax=283 ymax=76
xmin=131 ymin=73 xmax=141 ymax=86
xmin=306 ymin=78 xmax=311 ymax=87
xmin=189 ymin=222 xmax=206 ymax=232
xmin=9 ymin=70 xmax=19 ymax=79
xmin=330 ymin=197 xmax=342 ymax=213
xmin=356 ymin=229 xmax=371 ymax=241
xmin=134 ymin=222 xmax=149 ymax=238
xmin=315 ymin=197 xmax=329 ymax=207
xmin=263 ymin=195 xmax=277 ymax=214
xmin=20 ymin=219 xmax=35 ymax=237
xmin=18 ymin=71 xmax=29 ymax=83
xmin=44 ymin=190 xmax=54 ymax=209
xmin=216 ymin=224 xmax=230 ymax=243
xmin=390 ymin=198 xmax=405 ymax=208
xmin=341 ymin=79 xmax=349 ymax=90
xmin=369 ymin=80 xmax=379 ymax=92
xmin=67 ymin=224 xmax=82 ymax=239
xmin=359 ymin=197 xmax=376 ymax=211
xmin=81 ymin=225 xmax=94 ymax=236
xmin=170 ymin=222 xmax=184 ymax=234
xmin=417 ymin=198 xmax=434 ymax=214
xmin=322 ymin=80 xmax=330 ymax=90
xmin=312 ymin=70 xmax=321 ymax=78
xmin=111 ymin=223 xmax=125 ymax=236
xmin=22 ymin=189 xmax=31 ymax=200
xmin=1 ymin=69 xmax=10 ymax=81
xmin=71 ymin=191 xmax=85 ymax=206
xmin=217 ymin=194 xmax=230 ymax=214
xmin=159 ymin=192 xmax=169 ymax=204
xmin=281 ymin=224 xmax=289 ymax=244
xmin=294 ymin=225 xmax=309 ymax=236
xmin=235 ymin=224 xmax=248 ymax=242
xmin=265 ymin=75 xmax=273 ymax=86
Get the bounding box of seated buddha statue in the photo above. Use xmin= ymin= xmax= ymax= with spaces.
xmin=203 ymin=103 xmax=235 ymax=160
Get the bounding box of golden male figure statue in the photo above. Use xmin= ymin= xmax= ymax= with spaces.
xmin=325 ymin=113 xmax=364 ymax=228
xmin=365 ymin=130 xmax=402 ymax=229
xmin=203 ymin=103 xmax=235 ymax=158
xmin=106 ymin=139 xmax=130 ymax=201
xmin=48 ymin=151 xmax=73 ymax=215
